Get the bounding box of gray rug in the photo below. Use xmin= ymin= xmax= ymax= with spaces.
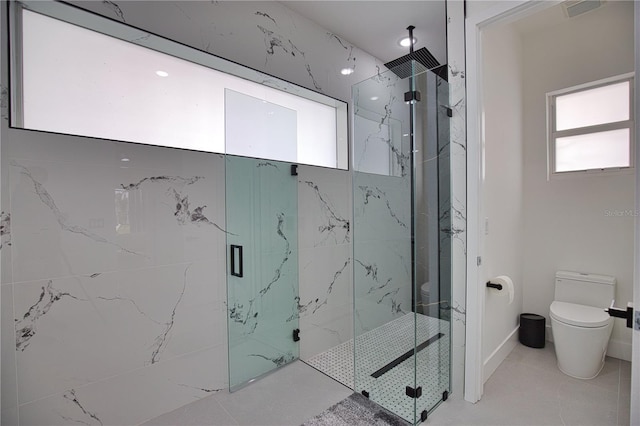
xmin=301 ymin=393 xmax=411 ymax=426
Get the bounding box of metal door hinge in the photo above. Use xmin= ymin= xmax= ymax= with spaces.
xmin=406 ymin=386 xmax=422 ymax=399
xmin=477 ymin=256 xmax=482 ymax=266
xmin=293 ymin=328 xmax=300 ymax=342
xmin=404 ymin=90 xmax=421 ymax=103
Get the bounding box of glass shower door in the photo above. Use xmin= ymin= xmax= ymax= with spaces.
xmin=352 ymin=60 xmax=451 ymax=424
xmin=226 ymin=155 xmax=299 ymax=390
xmin=413 ymin=63 xmax=452 ymax=422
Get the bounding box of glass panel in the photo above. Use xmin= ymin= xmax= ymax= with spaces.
xmin=225 ymin=89 xmax=297 ymax=163
xmin=555 ymin=81 xmax=630 ymax=131
xmin=555 ymin=128 xmax=630 ymax=172
xmin=413 ymin=67 xmax=452 ymax=421
xmin=226 ymin=156 xmax=299 ymax=390
xmin=353 ymin=109 xmax=404 ymax=176
xmin=353 ymin=63 xmax=414 ymax=423
xmin=352 ymin=61 xmax=451 ymax=424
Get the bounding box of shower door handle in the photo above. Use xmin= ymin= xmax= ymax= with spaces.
xmin=230 ymin=245 xmax=243 ymax=277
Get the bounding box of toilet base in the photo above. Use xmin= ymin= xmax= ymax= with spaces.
xmin=557 ymin=353 xmax=606 ymax=380
xmin=550 ymin=316 xmax=612 ymax=380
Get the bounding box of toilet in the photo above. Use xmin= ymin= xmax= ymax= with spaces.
xmin=550 ymin=271 xmax=615 ymax=379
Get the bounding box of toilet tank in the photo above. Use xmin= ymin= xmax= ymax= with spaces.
xmin=555 ymin=271 xmax=616 ymax=308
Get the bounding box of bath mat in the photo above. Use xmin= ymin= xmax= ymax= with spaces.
xmin=301 ymin=392 xmax=411 ymax=426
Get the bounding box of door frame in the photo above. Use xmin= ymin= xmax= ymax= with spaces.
xmin=464 ymin=0 xmax=560 ymax=403
xmin=464 ymin=0 xmax=640 ymax=412
xmin=465 ymin=1 xmax=639 ymax=416
xmin=632 ymin=3 xmax=640 ymax=425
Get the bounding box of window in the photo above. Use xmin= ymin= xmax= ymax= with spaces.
xmin=11 ymin=1 xmax=348 ymax=169
xmin=547 ymin=74 xmax=634 ymax=175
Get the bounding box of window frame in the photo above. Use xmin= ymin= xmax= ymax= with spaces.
xmin=547 ymin=72 xmax=635 ymax=177
xmin=8 ymin=0 xmax=349 ymax=170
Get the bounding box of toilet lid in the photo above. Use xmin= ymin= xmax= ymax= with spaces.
xmin=550 ymin=301 xmax=611 ymax=328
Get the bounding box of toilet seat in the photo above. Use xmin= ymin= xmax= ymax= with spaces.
xmin=550 ymin=301 xmax=610 ymax=328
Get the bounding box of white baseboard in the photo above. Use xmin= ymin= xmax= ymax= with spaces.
xmin=546 ymin=325 xmax=631 ymax=362
xmin=607 ymin=338 xmax=632 ymax=362
xmin=483 ymin=327 xmax=519 ymax=384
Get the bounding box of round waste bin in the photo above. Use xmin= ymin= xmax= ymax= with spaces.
xmin=519 ymin=313 xmax=545 ymax=348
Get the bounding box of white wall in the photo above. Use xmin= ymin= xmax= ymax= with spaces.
xmin=521 ymin=1 xmax=635 ymax=360
xmin=481 ymin=22 xmax=524 ymax=381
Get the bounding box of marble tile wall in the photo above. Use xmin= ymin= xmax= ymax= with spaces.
xmin=71 ymin=0 xmax=386 ymax=105
xmin=0 ymin=2 xmax=370 ymax=424
xmin=2 ymin=130 xmax=228 ymax=425
xmin=353 ymin=172 xmax=412 ymax=333
xmin=297 ymin=166 xmax=353 ymax=360
xmin=446 ymin=0 xmax=468 ymax=395
xmin=0 ymin=1 xmax=467 ymax=424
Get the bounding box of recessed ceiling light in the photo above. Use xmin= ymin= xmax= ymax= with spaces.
xmin=121 ymin=158 xmax=130 ymax=162
xmin=370 ymin=96 xmax=379 ymax=101
xmin=155 ymin=70 xmax=169 ymax=77
xmin=399 ymin=37 xmax=417 ymax=48
xmin=340 ymin=68 xmax=354 ymax=76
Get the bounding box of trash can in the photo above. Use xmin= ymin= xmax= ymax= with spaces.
xmin=519 ymin=313 xmax=545 ymax=348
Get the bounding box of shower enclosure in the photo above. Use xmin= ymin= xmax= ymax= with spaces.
xmin=351 ymin=60 xmax=452 ymax=423
xmin=222 ymin=58 xmax=452 ymax=424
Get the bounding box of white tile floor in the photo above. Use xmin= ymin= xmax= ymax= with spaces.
xmin=140 ymin=361 xmax=352 ymax=426
xmin=425 ymin=343 xmax=632 ymax=426
xmin=143 ymin=342 xmax=632 ymax=426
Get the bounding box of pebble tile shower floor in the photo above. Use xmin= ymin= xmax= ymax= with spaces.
xmin=305 ymin=313 xmax=450 ymax=422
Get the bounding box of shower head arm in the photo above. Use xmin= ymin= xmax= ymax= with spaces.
xmin=406 ymin=25 xmax=415 ymax=54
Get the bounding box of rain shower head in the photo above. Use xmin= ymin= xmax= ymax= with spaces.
xmin=384 ymin=47 xmax=447 ymax=81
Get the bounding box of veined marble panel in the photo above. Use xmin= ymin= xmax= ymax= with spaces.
xmin=297 ymin=246 xmax=351 ymax=323
xmin=353 ymin=174 xmax=411 ymax=241
xmin=2 ymin=144 xmax=13 ymax=285
xmin=8 ymin=145 xmax=225 ymax=283
xmin=446 ymin=0 xmax=468 ymax=395
xmin=353 ymin=170 xmax=411 ymax=335
xmin=296 ymin=165 xmax=353 ymax=360
xmin=1 ymin=284 xmax=18 ymax=425
xmin=13 ymin=260 xmax=224 ymax=404
xmin=353 ymin=239 xmax=411 ymax=335
xmin=298 ymin=245 xmax=352 ymax=360
xmin=71 ymin=0 xmax=387 ymax=103
xmin=297 ymin=166 xmax=351 ymax=249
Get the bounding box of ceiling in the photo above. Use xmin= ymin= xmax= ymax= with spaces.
xmin=278 ymin=1 xmax=447 ymax=66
